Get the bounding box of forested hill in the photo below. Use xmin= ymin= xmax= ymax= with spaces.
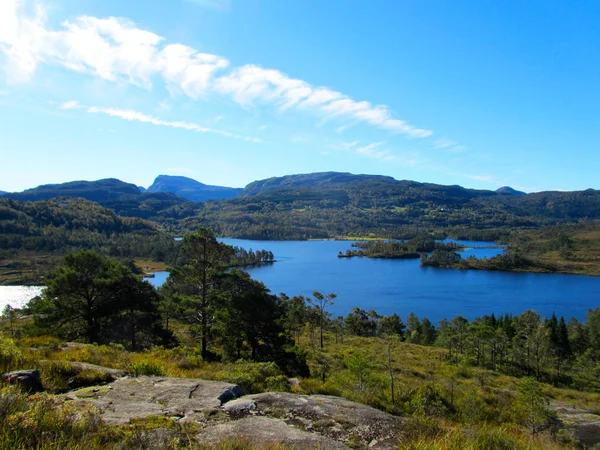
xmin=1 ymin=178 xmax=141 ymax=202
xmin=0 ymin=179 xmax=195 ymax=223
xmin=242 ymin=172 xmax=399 ymax=196
xmin=188 ymin=174 xmax=600 ymax=239
xmin=2 ymin=172 xmax=600 ymax=240
xmin=0 ymin=197 xmax=182 ymax=283
xmin=147 ymin=175 xmax=242 ymax=202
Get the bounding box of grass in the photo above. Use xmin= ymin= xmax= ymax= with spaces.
xmin=2 ymin=325 xmax=598 ymax=448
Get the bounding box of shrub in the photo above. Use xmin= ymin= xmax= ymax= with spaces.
xmin=128 ymin=360 xmax=167 ymax=377
xmin=0 ymin=336 xmax=22 ymax=373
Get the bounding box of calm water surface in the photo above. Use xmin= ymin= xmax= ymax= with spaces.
xmin=3 ymin=240 xmax=599 ymax=323
xmin=219 ymin=239 xmax=599 ymax=322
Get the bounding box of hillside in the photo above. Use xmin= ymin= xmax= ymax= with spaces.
xmin=1 ymin=178 xmax=141 ymax=202
xmin=147 ymin=175 xmax=242 ymax=202
xmin=181 ymin=172 xmax=600 ymax=239
xmin=3 ymin=172 xmax=600 ymax=240
xmin=0 ymin=179 xmax=198 ymax=225
xmin=242 ymin=172 xmax=399 ymax=196
xmin=0 ymin=197 xmax=179 ymax=284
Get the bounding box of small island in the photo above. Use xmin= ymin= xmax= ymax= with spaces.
xmin=338 ymin=235 xmax=464 ymax=259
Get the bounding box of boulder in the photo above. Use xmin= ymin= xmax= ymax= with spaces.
xmin=222 ymin=398 xmax=257 ymax=417
xmin=1 ymin=369 xmax=44 ymax=393
xmin=68 ymin=376 xmax=407 ymax=448
xmin=84 ymin=376 xmax=244 ymax=424
xmin=218 ymin=384 xmax=244 ymax=404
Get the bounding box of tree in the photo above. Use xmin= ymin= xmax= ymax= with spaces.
xmin=406 ymin=313 xmax=422 ymax=344
xmin=383 ymin=334 xmax=400 ymax=404
xmin=1 ymin=305 xmax=18 ymax=337
xmin=168 ymin=227 xmax=233 ymax=359
xmin=33 ymin=251 xmax=167 ymax=347
xmin=420 ymin=318 xmax=437 ymax=346
xmin=345 ymin=307 xmax=377 ymax=337
xmin=282 ymin=295 xmax=307 ymax=345
xmin=587 ymin=308 xmax=600 ymax=351
xmin=513 ymin=377 xmax=550 ymax=436
xmin=216 ymin=269 xmax=289 ymax=360
xmin=347 ymin=353 xmax=371 ymax=391
xmin=307 ymin=291 xmax=336 ymax=349
xmin=379 ymin=313 xmax=405 ymax=338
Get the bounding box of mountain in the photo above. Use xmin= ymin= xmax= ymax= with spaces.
xmin=4 ymin=172 xmax=600 ymax=241
xmin=1 ymin=179 xmax=141 ymax=202
xmin=182 ymin=172 xmax=600 ymax=240
xmin=147 ymin=175 xmax=242 ymax=202
xmin=242 ymin=172 xmax=398 ymax=196
xmin=496 ymin=186 xmax=526 ymax=196
xmin=0 ymin=191 xmax=6 ymax=195
xmin=0 ymin=178 xmax=196 ymax=225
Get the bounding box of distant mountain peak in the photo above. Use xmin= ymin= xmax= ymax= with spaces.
xmin=147 ymin=174 xmax=241 ymax=202
xmin=496 ymin=186 xmax=526 ymax=196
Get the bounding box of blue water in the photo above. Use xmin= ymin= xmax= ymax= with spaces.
xmin=149 ymin=239 xmax=600 ymax=324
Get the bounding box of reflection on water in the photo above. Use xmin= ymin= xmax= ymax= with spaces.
xmin=0 ymin=286 xmax=44 ymax=311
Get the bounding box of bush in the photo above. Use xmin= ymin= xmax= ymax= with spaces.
xmin=128 ymin=360 xmax=167 ymax=377
xmin=0 ymin=336 xmax=22 ymax=373
xmin=0 ymin=384 xmax=103 ymax=449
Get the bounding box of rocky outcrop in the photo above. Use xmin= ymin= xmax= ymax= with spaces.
xmin=72 ymin=376 xmax=244 ymax=425
xmin=71 ymin=375 xmax=405 ymax=449
xmin=212 ymin=392 xmax=405 ymax=449
xmin=1 ymin=369 xmax=44 ymax=393
xmin=552 ymin=401 xmax=600 ymax=447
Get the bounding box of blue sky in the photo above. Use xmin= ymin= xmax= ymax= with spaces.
xmin=1 ymin=0 xmax=599 ymax=193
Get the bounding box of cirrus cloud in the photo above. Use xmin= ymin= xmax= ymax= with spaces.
xmin=1 ymin=0 xmax=433 ymax=138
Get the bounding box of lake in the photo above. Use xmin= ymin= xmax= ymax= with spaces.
xmin=3 ymin=239 xmax=599 ymax=323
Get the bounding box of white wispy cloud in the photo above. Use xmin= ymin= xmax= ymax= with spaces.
xmin=354 ymin=142 xmax=394 ymax=161
xmin=433 ymin=138 xmax=466 ymax=153
xmin=61 ymin=100 xmax=262 ymax=143
xmin=0 ymin=0 xmax=433 ymax=139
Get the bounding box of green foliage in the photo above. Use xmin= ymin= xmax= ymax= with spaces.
xmin=225 ymin=361 xmax=285 ymax=393
xmin=128 ymin=359 xmax=167 ymax=377
xmin=0 ymin=384 xmax=103 ymax=449
xmin=341 ymin=237 xmax=462 ymax=259
xmin=0 ymin=335 xmax=22 ymax=372
xmin=32 ymin=250 xmax=173 ymax=349
xmin=512 ymin=377 xmax=552 ymax=435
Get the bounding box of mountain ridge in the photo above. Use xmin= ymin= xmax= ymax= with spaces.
xmin=147 ymin=175 xmax=242 ymax=202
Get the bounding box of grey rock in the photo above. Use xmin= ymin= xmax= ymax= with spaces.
xmin=223 ymin=398 xmax=257 ymax=417
xmin=85 ymin=376 xmax=242 ymax=424
xmin=218 ymin=384 xmax=244 ymax=404
xmin=69 ymin=376 xmax=406 ymax=449
xmin=247 ymin=392 xmax=404 ymax=449
xmin=201 ymin=416 xmax=347 ymax=449
xmin=551 ymin=401 xmax=600 ymax=447
xmin=1 ymin=369 xmax=44 ymax=393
